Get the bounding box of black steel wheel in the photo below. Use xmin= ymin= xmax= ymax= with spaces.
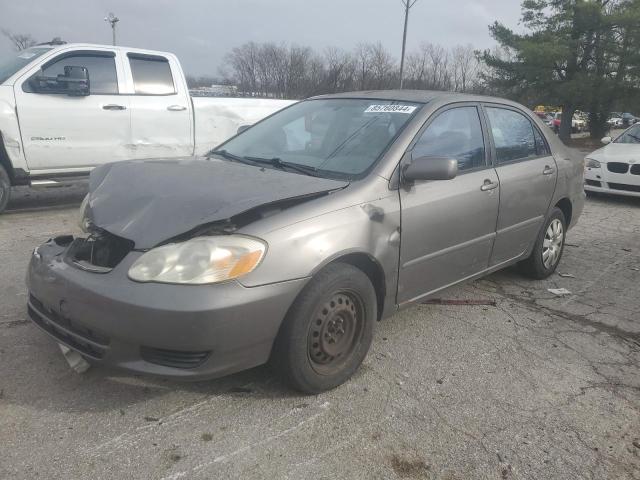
xmin=272 ymin=263 xmax=376 ymax=393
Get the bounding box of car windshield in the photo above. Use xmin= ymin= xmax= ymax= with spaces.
xmin=214 ymin=98 xmax=422 ymax=179
xmin=615 ymin=125 xmax=640 ymax=144
xmin=0 ymin=47 xmax=51 ymax=84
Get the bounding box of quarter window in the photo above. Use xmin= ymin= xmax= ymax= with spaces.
xmin=413 ymin=106 xmax=486 ymax=171
xmin=486 ymin=107 xmax=538 ymax=163
xmin=128 ymin=54 xmax=175 ymax=95
xmin=29 ymin=53 xmax=118 ymax=94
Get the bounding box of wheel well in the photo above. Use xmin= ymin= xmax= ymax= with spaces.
xmin=0 ymin=132 xmax=15 ymax=182
xmin=330 ymin=253 xmax=386 ymax=321
xmin=555 ymin=198 xmax=572 ymax=226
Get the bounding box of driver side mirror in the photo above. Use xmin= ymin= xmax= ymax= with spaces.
xmin=601 ymin=136 xmax=612 ymax=145
xmin=31 ymin=65 xmax=90 ymax=96
xmin=237 ymin=124 xmax=251 ymax=134
xmin=403 ymin=156 xmax=458 ymax=182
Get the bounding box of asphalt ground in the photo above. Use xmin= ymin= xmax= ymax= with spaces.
xmin=1 ymin=174 xmax=639 ymax=479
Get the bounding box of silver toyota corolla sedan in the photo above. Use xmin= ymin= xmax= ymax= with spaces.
xmin=27 ymin=91 xmax=585 ymax=393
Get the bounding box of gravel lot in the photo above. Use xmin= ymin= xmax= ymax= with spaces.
xmin=1 ymin=180 xmax=639 ymax=479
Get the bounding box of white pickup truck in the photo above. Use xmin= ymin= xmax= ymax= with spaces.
xmin=0 ymin=42 xmax=295 ymax=212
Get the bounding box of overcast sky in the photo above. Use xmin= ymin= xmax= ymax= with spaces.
xmin=0 ymin=0 xmax=523 ymax=76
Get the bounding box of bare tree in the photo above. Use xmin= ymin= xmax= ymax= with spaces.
xmin=2 ymin=29 xmax=37 ymax=51
xmin=221 ymin=40 xmax=483 ymax=99
xmin=451 ymin=44 xmax=479 ymax=92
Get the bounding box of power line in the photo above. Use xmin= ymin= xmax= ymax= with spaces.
xmin=399 ymin=0 xmax=418 ymax=89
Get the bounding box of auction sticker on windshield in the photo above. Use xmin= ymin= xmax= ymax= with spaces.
xmin=365 ymin=104 xmax=417 ymax=114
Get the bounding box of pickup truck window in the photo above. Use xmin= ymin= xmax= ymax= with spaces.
xmin=0 ymin=47 xmax=51 ymax=83
xmin=128 ymin=54 xmax=175 ymax=95
xmin=25 ymin=52 xmax=118 ymax=94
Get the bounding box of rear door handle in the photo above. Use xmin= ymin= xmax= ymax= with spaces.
xmin=102 ymin=104 xmax=126 ymax=111
xmin=480 ymin=179 xmax=499 ymax=191
xmin=167 ymin=105 xmax=187 ymax=111
xmin=543 ymin=165 xmax=556 ymax=175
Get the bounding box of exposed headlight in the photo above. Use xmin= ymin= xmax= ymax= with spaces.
xmin=78 ymin=194 xmax=91 ymax=232
xmin=128 ymin=236 xmax=266 ymax=284
xmin=585 ymin=158 xmax=601 ymax=168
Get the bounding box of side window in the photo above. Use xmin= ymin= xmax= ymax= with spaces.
xmin=128 ymin=54 xmax=175 ymax=95
xmin=27 ymin=53 xmax=118 ymax=94
xmin=413 ymin=106 xmax=486 ymax=171
xmin=533 ymin=127 xmax=550 ymax=155
xmin=485 ymin=107 xmax=538 ymax=163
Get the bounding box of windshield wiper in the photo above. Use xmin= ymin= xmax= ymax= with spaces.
xmin=244 ymin=156 xmax=321 ymax=177
xmin=209 ymin=149 xmax=260 ymax=166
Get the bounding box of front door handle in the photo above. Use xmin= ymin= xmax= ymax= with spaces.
xmin=480 ymin=179 xmax=499 ymax=191
xmin=543 ymin=165 xmax=556 ymax=175
xmin=102 ymin=104 xmax=126 ymax=111
xmin=167 ymin=105 xmax=187 ymax=111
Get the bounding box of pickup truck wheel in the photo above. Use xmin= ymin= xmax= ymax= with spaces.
xmin=271 ymin=263 xmax=376 ymax=394
xmin=0 ymin=165 xmax=11 ymax=214
xmin=519 ymin=207 xmax=566 ymax=279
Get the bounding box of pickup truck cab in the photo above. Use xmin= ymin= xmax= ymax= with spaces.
xmin=0 ymin=42 xmax=293 ymax=212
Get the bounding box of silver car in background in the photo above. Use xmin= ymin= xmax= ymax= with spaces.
xmin=27 ymin=91 xmax=584 ymax=393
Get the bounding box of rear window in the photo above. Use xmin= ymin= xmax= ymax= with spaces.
xmin=128 ymin=54 xmax=175 ymax=95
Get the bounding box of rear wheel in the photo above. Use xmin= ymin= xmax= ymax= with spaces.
xmin=0 ymin=165 xmax=11 ymax=214
xmin=519 ymin=207 xmax=566 ymax=279
xmin=272 ymin=263 xmax=376 ymax=394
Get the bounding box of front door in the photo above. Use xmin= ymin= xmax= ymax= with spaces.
xmin=482 ymin=106 xmax=558 ymax=266
xmin=398 ymin=104 xmax=500 ymax=304
xmin=14 ymin=49 xmax=131 ymax=171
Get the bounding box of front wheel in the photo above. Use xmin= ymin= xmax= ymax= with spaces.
xmin=519 ymin=207 xmax=566 ymax=279
xmin=271 ymin=263 xmax=376 ymax=394
xmin=0 ymin=165 xmax=11 ymax=214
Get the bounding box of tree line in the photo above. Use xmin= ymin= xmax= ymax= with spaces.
xmin=215 ymin=41 xmax=484 ymax=99
xmin=481 ymin=0 xmax=640 ymax=140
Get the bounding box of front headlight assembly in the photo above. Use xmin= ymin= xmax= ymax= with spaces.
xmin=78 ymin=194 xmax=91 ymax=232
xmin=585 ymin=158 xmax=601 ymax=168
xmin=128 ymin=235 xmax=266 ymax=285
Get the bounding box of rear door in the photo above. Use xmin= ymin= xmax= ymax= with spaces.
xmin=397 ymin=103 xmax=500 ymax=304
xmin=125 ymin=53 xmax=193 ymax=159
xmin=482 ymin=105 xmax=557 ymax=266
xmin=14 ymin=48 xmax=130 ymax=171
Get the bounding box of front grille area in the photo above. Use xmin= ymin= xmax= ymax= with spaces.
xmin=28 ymin=295 xmax=110 ymax=359
xmin=607 ymin=162 xmax=629 ymax=174
xmin=585 ymin=180 xmax=602 ymax=187
xmin=631 ymin=164 xmax=640 ymax=175
xmin=140 ymin=346 xmax=211 ymax=369
xmin=608 ymin=182 xmax=640 ymax=193
xmin=66 ymin=231 xmax=134 ymax=272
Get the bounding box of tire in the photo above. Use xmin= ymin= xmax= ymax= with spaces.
xmin=271 ymin=263 xmax=377 ymax=394
xmin=0 ymin=165 xmax=11 ymax=214
xmin=519 ymin=207 xmax=566 ymax=280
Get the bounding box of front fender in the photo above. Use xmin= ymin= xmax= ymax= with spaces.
xmin=0 ymin=87 xmax=28 ymax=174
xmin=237 ymin=194 xmax=401 ymax=316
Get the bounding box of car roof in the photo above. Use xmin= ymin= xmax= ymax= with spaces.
xmin=308 ymin=89 xmax=520 ymax=106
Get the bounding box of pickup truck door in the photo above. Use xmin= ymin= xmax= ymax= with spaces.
xmin=14 ymin=49 xmax=131 ymax=171
xmin=397 ymin=104 xmax=500 ymax=304
xmin=125 ymin=53 xmax=193 ymax=159
xmin=481 ymin=105 xmax=557 ymax=266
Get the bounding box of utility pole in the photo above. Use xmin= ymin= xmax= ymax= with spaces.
xmin=399 ymin=0 xmax=418 ymax=89
xmin=104 ymin=12 xmax=119 ymax=46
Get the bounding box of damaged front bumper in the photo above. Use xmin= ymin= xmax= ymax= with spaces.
xmin=26 ymin=236 xmax=307 ymax=380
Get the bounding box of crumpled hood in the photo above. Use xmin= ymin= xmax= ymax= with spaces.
xmin=588 ymin=143 xmax=640 ymax=163
xmin=87 ymin=157 xmax=348 ymax=249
